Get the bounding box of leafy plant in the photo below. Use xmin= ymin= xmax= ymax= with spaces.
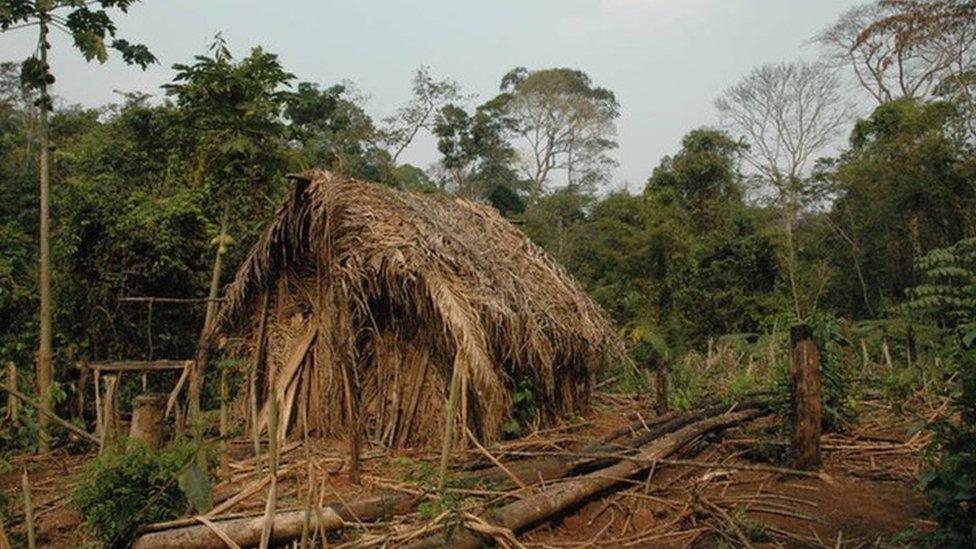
xmin=71 ymin=440 xmax=210 ymax=547
xmin=501 ymin=380 xmax=538 ymax=439
xmin=905 ymin=239 xmax=976 ymax=546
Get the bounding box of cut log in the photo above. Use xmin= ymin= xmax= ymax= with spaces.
xmin=408 ymin=407 xmax=765 ymax=549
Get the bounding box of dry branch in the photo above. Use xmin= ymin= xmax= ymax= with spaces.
xmin=0 ymin=384 xmax=98 ymax=443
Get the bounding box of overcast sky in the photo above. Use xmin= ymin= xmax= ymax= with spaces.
xmin=1 ymin=0 xmax=864 ymax=190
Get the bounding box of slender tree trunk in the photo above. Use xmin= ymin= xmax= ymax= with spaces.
xmin=36 ymin=14 xmax=53 ymax=451
xmin=188 ymin=204 xmax=229 ymax=423
xmin=784 ymin=196 xmax=803 ymax=320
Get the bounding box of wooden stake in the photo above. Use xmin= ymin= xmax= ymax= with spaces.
xmin=219 ymin=369 xmax=229 ymax=478
xmin=438 ymin=358 xmax=464 ymax=492
xmin=102 ymin=374 xmax=120 ymax=450
xmin=251 ymin=292 xmax=271 ymax=459
xmin=789 ymin=324 xmax=821 ymax=469
xmin=4 ymin=362 xmax=18 ymax=421
xmin=655 ymin=358 xmax=670 ymax=416
xmin=21 ymin=469 xmax=35 ymax=549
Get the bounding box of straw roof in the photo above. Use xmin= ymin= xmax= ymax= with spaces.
xmin=214 ymin=170 xmax=626 ymax=445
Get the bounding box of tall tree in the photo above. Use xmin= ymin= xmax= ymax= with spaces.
xmin=164 ymin=36 xmax=293 ymax=420
xmin=491 ymin=67 xmax=619 ymax=197
xmin=716 ymin=60 xmax=850 ymax=319
xmin=285 ymin=81 xmax=387 ymax=181
xmin=1 ymin=0 xmax=154 ymax=447
xmin=432 ymin=102 xmax=516 ymax=200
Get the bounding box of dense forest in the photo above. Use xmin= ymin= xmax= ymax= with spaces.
xmin=2 ymin=0 xmax=976 ymax=547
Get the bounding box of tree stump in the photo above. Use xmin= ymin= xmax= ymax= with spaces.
xmin=789 ymin=324 xmax=821 ymax=469
xmin=129 ymin=393 xmax=167 ymax=450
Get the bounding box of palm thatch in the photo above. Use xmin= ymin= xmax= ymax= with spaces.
xmin=213 ymin=170 xmax=626 ymax=448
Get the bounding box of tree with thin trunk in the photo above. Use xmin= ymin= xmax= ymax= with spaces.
xmin=382 ymin=66 xmax=463 ymax=167
xmin=0 ymin=0 xmax=154 ymax=448
xmin=491 ymin=67 xmax=619 ymax=197
xmin=716 ymin=60 xmax=850 ymax=320
xmin=164 ymin=37 xmax=293 ymax=423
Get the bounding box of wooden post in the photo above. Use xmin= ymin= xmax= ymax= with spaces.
xmin=101 ymin=374 xmax=120 ymax=450
xmin=438 ymin=359 xmax=464 ymax=492
xmin=75 ymin=361 xmax=89 ymax=419
xmin=21 ymin=469 xmax=35 ymax=549
xmin=789 ymin=324 xmax=821 ymax=469
xmin=129 ymin=393 xmax=167 ymax=450
xmin=219 ymin=369 xmax=229 ymax=478
xmin=906 ymin=324 xmax=917 ymax=370
xmin=655 ymin=358 xmax=669 ymax=416
xmin=251 ymin=292 xmax=271 ymax=460
xmin=5 ymin=363 xmax=18 ymax=421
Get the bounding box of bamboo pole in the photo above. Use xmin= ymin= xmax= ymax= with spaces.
xmin=251 ymin=292 xmax=271 ymax=459
xmin=438 ymin=358 xmax=464 ymax=492
xmin=259 ymin=360 xmax=279 ymax=549
xmin=259 ymin=289 xmax=278 ymax=549
xmin=219 ymin=368 xmax=229 ymax=478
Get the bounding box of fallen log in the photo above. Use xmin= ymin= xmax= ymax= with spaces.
xmin=408 ymin=407 xmax=766 ymax=549
xmin=131 ymin=493 xmax=417 ymax=549
xmin=131 ymin=403 xmax=761 ymax=548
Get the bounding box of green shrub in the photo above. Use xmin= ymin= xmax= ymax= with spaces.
xmin=71 ymin=441 xmax=202 ymax=547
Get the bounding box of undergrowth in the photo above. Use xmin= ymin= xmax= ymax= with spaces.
xmin=71 ymin=439 xmax=212 ymax=547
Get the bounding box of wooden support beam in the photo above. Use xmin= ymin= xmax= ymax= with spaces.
xmin=76 ymin=360 xmax=191 ymax=373
xmin=118 ymin=296 xmax=225 ymax=304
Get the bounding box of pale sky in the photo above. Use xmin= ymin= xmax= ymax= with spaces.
xmin=1 ymin=0 xmax=864 ymax=189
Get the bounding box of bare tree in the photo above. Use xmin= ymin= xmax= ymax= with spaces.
xmin=382 ymin=66 xmax=464 ymax=164
xmin=716 ymin=61 xmax=851 ymax=319
xmin=817 ymin=2 xmax=976 ymax=105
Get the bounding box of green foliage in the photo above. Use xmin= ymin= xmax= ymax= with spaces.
xmin=1 ymin=0 xmax=155 ymax=110
xmin=71 ymin=441 xmax=209 ymax=546
xmin=904 ymin=240 xmax=976 ymax=545
xmin=501 ymin=380 xmax=538 ymax=438
xmin=766 ymin=315 xmax=856 ymax=432
xmin=919 ymin=421 xmax=976 ymax=547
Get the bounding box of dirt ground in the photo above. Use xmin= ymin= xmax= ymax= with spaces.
xmin=0 ymin=393 xmax=936 ymax=548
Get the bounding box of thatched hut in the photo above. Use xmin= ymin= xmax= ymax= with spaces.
xmin=213 ymin=170 xmax=625 ymax=448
